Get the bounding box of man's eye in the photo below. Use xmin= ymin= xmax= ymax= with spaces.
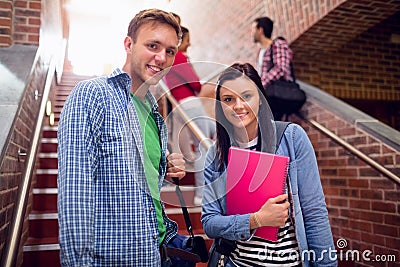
xmin=223 ymin=97 xmax=232 ymax=102
xmin=243 ymin=94 xmax=251 ymax=100
xmin=148 ymin=43 xmax=158 ymax=50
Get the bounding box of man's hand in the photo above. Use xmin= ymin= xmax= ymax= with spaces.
xmin=165 ymin=152 xmax=186 ymax=182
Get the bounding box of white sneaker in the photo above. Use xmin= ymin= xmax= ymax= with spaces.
xmin=193 ymin=196 xmax=202 ymax=206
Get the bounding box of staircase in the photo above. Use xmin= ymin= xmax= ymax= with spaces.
xmin=22 ymin=71 xmax=211 ymax=266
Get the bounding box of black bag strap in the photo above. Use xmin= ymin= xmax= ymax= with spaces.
xmin=268 ymin=37 xmax=297 ymax=82
xmin=173 ymin=178 xmax=195 ymax=238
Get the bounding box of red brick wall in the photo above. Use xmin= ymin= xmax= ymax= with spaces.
xmin=0 ymin=0 xmax=41 ymax=47
xmin=291 ymin=103 xmax=400 ymax=267
xmin=0 ymin=0 xmax=12 ymax=46
xmin=173 ymin=0 xmax=399 ymax=131
xmin=297 ymin=12 xmax=400 ymax=101
xmin=294 ymin=12 xmax=400 ymax=130
xmin=0 ymin=54 xmax=47 ymax=265
xmin=177 ymin=0 xmax=345 ymax=66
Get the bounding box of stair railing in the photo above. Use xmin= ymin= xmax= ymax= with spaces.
xmin=158 ymin=79 xmax=213 ymax=151
xmin=305 ymin=117 xmax=400 ymax=185
xmin=1 ymin=52 xmax=58 ymax=267
xmin=157 ymin=64 xmax=226 ymax=152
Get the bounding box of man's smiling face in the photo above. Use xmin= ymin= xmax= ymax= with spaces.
xmin=125 ymin=21 xmax=179 ymax=91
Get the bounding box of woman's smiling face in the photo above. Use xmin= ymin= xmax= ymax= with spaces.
xmin=219 ymin=76 xmax=260 ymax=141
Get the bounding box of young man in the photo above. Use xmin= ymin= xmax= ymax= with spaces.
xmin=252 ymin=17 xmax=295 ymax=120
xmin=58 ymin=9 xmax=185 ymax=266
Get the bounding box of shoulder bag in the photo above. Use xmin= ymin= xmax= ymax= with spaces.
xmin=264 ymin=38 xmax=306 ymax=118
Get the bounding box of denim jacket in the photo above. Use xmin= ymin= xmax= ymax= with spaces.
xmin=201 ymin=123 xmax=337 ymax=266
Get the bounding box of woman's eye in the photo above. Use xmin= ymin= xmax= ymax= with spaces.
xmin=243 ymin=94 xmax=251 ymax=100
xmin=166 ymin=49 xmax=176 ymax=56
xmin=223 ymin=97 xmax=232 ymax=103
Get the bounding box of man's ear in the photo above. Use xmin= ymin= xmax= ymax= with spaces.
xmin=124 ymin=36 xmax=133 ymax=52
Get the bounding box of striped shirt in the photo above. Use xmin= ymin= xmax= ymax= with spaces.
xmin=230 ymin=219 xmax=301 ymax=266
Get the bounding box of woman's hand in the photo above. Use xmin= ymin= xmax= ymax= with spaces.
xmin=253 ymin=194 xmax=289 ymax=228
xmin=165 ymin=152 xmax=186 ymax=182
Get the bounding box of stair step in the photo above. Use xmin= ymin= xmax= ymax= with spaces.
xmin=33 ymin=190 xmax=57 ymax=211
xmin=40 ymin=138 xmax=58 ymax=153
xmin=166 ymin=207 xmax=203 ymax=232
xmin=38 ymin=153 xmax=58 ymax=169
xmin=28 ymin=213 xmax=58 ymax=239
xmin=35 ymin=169 xmax=57 ymax=188
xmin=23 ymin=248 xmax=61 ymax=267
xmin=41 ymin=126 xmax=58 ymax=138
xmin=24 ymin=237 xmax=59 ymax=247
xmin=161 ymin=184 xmax=198 ymax=208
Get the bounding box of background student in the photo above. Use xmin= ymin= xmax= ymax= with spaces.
xmin=164 ymin=26 xmax=215 ymax=206
xmin=252 ymin=16 xmax=296 ymax=120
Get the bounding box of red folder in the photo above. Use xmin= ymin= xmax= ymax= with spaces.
xmin=226 ymin=146 xmax=289 ymax=241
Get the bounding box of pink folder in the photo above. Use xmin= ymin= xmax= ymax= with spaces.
xmin=226 ymin=146 xmax=289 ymax=241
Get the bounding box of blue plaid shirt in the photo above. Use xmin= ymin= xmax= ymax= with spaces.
xmin=57 ymin=68 xmax=178 ymax=266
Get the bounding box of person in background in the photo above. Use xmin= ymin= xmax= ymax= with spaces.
xmin=58 ymin=9 xmax=186 ymax=266
xmin=171 ymin=12 xmax=181 ymax=25
xmin=201 ymin=63 xmax=336 ymax=266
xmin=164 ymin=26 xmax=215 ymax=206
xmin=252 ymin=16 xmax=295 ymax=120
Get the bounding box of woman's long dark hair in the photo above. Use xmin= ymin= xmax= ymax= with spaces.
xmin=215 ymin=63 xmax=275 ymax=168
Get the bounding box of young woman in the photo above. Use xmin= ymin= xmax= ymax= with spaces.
xmin=201 ymin=63 xmax=337 ymax=266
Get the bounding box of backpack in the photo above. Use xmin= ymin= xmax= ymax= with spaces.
xmin=264 ymin=37 xmax=306 ymax=121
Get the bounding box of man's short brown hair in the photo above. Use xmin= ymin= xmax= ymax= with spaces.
xmin=127 ymin=9 xmax=182 ymax=44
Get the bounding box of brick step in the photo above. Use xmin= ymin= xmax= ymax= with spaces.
xmin=161 ymin=184 xmax=198 ymax=208
xmin=41 ymin=126 xmax=58 ymax=138
xmin=35 ymin=169 xmax=57 ymax=188
xmin=54 ymin=88 xmax=73 ymax=93
xmin=25 ymin=236 xmax=59 ymax=246
xmin=23 ymin=245 xmax=61 ymax=267
xmin=28 ymin=212 xmax=58 ymax=239
xmin=32 ymin=188 xmax=57 ymax=211
xmin=51 ymin=104 xmax=64 ymax=113
xmin=40 ymin=138 xmax=58 ymax=153
xmin=166 ymin=207 xmax=203 ymax=232
xmin=52 ymin=98 xmax=68 ymax=107
xmin=38 ymin=153 xmax=58 ymax=169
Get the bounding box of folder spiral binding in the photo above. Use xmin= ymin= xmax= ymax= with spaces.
xmin=226 ymin=146 xmax=289 ymax=241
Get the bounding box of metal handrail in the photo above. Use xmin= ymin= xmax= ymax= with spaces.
xmin=1 ymin=55 xmax=57 ymax=267
xmin=306 ymin=118 xmax=400 ymax=185
xmin=158 ymin=79 xmax=213 ymax=151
